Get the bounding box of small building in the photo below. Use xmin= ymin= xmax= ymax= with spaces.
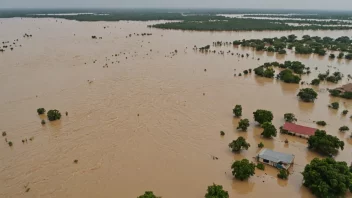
xmin=282 ymin=122 xmax=316 ymax=138
xmin=335 ymin=83 xmax=352 ymax=93
xmin=257 ymin=149 xmax=295 ymax=170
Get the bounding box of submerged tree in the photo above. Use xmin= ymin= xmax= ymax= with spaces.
xmin=308 ymin=130 xmax=344 ymax=156
xmin=233 ymin=105 xmax=242 ymax=117
xmin=329 ymin=102 xmax=339 ymax=109
xmin=297 ymin=88 xmax=318 ymax=102
xmin=237 ymin=119 xmax=250 ymax=131
xmin=261 ymin=122 xmax=277 ymax=138
xmin=205 ymin=183 xmax=229 ymax=198
xmin=137 ymin=191 xmax=161 ymax=198
xmin=316 ymin=121 xmax=327 ymax=126
xmin=253 ymin=109 xmax=273 ymax=124
xmin=284 ymin=113 xmax=297 ymax=123
xmin=231 ymin=159 xmax=255 ymax=181
xmin=37 ymin=108 xmax=46 ymax=115
xmin=339 ymin=126 xmax=349 ymax=132
xmin=47 ymin=109 xmax=62 ymax=121
xmin=277 ymin=169 xmax=289 ymax=180
xmin=302 ymin=158 xmax=352 ymax=198
xmin=229 ymin=137 xmax=250 ymax=152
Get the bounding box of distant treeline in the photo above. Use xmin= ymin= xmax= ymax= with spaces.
xmin=1 ymin=9 xmax=352 ymax=31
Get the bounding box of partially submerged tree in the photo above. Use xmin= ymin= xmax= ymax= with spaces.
xmin=329 ymin=102 xmax=339 ymax=109
xmin=261 ymin=122 xmax=277 ymax=138
xmin=310 ymin=79 xmax=320 ymax=86
xmin=297 ymin=88 xmax=318 ymax=102
xmin=231 ymin=159 xmax=256 ymax=181
xmin=256 ymin=163 xmax=265 ymax=170
xmin=205 ymin=183 xmax=229 ymax=198
xmin=302 ymin=158 xmax=352 ymax=198
xmin=277 ymin=169 xmax=289 ymax=180
xmin=47 ymin=110 xmax=61 ymax=121
xmin=237 ymin=119 xmax=250 ymax=131
xmin=253 ymin=109 xmax=273 ymax=124
xmin=137 ymin=191 xmax=161 ymax=198
xmin=37 ymin=108 xmax=46 ymax=115
xmin=220 ymin=131 xmax=225 ymax=136
xmin=284 ymin=113 xmax=297 ymax=123
xmin=308 ymin=130 xmax=344 ymax=156
xmin=258 ymin=142 xmax=264 ymax=148
xmin=233 ymin=105 xmax=242 ymax=117
xmin=316 ymin=121 xmax=327 ymax=126
xmin=342 ymin=110 xmax=348 ymax=115
xmin=229 ymin=137 xmax=250 ymax=152
xmin=339 ymin=126 xmax=349 ymax=132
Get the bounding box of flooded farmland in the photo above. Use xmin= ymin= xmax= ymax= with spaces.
xmin=1 ymin=18 xmax=352 ymax=198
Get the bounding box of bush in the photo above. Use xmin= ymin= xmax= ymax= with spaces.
xmin=220 ymin=131 xmax=225 ymax=136
xmin=339 ymin=126 xmax=349 ymax=132
xmin=8 ymin=141 xmax=13 ymax=147
xmin=329 ymin=89 xmax=341 ymax=97
xmin=237 ymin=119 xmax=250 ymax=131
xmin=258 ymin=142 xmax=264 ymax=148
xmin=138 ymin=191 xmax=161 ymax=198
xmin=2 ymin=131 xmax=6 ymax=136
xmin=256 ymin=163 xmax=265 ymax=170
xmin=316 ymin=121 xmax=327 ymax=126
xmin=243 ymin=70 xmax=249 ymax=74
xmin=47 ymin=109 xmax=62 ymax=121
xmin=41 ymin=120 xmax=46 ymax=125
xmin=37 ymin=108 xmax=46 ymax=115
xmin=277 ymin=169 xmax=288 ymax=179
xmin=342 ymin=110 xmax=348 ymax=115
xmin=329 ymin=102 xmax=339 ymax=109
xmin=278 ymin=69 xmax=301 ymax=84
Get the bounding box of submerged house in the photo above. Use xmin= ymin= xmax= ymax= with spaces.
xmin=281 ymin=122 xmax=316 ymax=139
xmin=257 ymin=149 xmax=295 ymax=170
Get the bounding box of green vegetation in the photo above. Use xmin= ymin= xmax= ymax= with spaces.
xmin=47 ymin=109 xmax=61 ymax=121
xmin=297 ymin=88 xmax=318 ymax=102
xmin=237 ymin=119 xmax=250 ymax=131
xmin=253 ymin=66 xmax=275 ymax=78
xmin=339 ymin=126 xmax=349 ymax=132
xmin=261 ymin=122 xmax=277 ymax=138
xmin=316 ymin=121 xmax=327 ymax=126
xmin=205 ymin=183 xmax=229 ymax=198
xmin=302 ymin=158 xmax=352 ymax=198
xmin=308 ymin=130 xmax=344 ymax=156
xmin=253 ymin=109 xmax=273 ymax=124
xmin=231 ymin=159 xmax=256 ymax=181
xmin=41 ymin=120 xmax=46 ymax=125
xmin=277 ymin=169 xmax=289 ymax=180
xmin=326 ymin=72 xmax=343 ymax=83
xmin=231 ymin=35 xmax=352 ymax=58
xmin=284 ymin=113 xmax=297 ymax=123
xmin=329 ymin=89 xmax=352 ymax=99
xmin=233 ymin=105 xmax=242 ymax=117
xmin=229 ymin=137 xmax=250 ymax=152
xmin=342 ymin=110 xmax=349 ymax=115
xmin=258 ymin=142 xmax=264 ymax=148
xmin=256 ymin=163 xmax=265 ymax=170
xmin=37 ymin=108 xmax=46 ymax=115
xmin=278 ymin=69 xmax=301 ymax=84
xmin=220 ymin=131 xmax=225 ymax=136
xmin=8 ymin=141 xmax=13 ymax=147
xmin=138 ymin=191 xmax=161 ymax=198
xmin=311 ymin=79 xmax=320 ymax=86
xmin=2 ymin=131 xmax=6 ymax=136
xmin=329 ymin=102 xmax=339 ymax=109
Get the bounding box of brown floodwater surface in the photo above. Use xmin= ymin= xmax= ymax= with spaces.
xmin=1 ymin=18 xmax=352 ymax=198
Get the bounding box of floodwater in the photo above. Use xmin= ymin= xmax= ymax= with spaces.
xmin=1 ymin=18 xmax=352 ymax=198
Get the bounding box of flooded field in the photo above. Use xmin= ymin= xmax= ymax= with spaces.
xmin=1 ymin=18 xmax=352 ymax=198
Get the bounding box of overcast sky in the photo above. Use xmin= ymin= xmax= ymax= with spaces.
xmin=1 ymin=0 xmax=352 ymax=10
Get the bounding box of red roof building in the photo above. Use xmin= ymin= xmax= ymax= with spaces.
xmin=282 ymin=122 xmax=317 ymax=138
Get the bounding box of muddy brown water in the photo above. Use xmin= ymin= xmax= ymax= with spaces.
xmin=1 ymin=18 xmax=352 ymax=198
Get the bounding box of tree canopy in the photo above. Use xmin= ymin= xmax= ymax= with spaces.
xmin=37 ymin=108 xmax=46 ymax=115
xmin=205 ymin=183 xmax=229 ymax=198
xmin=297 ymin=88 xmax=318 ymax=102
xmin=137 ymin=191 xmax=161 ymax=198
xmin=237 ymin=119 xmax=250 ymax=131
xmin=307 ymin=130 xmax=344 ymax=156
xmin=253 ymin=109 xmax=273 ymax=124
xmin=229 ymin=137 xmax=250 ymax=152
xmin=231 ymin=159 xmax=256 ymax=181
xmin=302 ymin=158 xmax=352 ymax=198
xmin=233 ymin=105 xmax=242 ymax=117
xmin=47 ymin=109 xmax=62 ymax=121
xmin=261 ymin=122 xmax=277 ymax=138
xmin=284 ymin=113 xmax=297 ymax=122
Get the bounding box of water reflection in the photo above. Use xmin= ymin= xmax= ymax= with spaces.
xmin=231 ymin=179 xmax=255 ymax=194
